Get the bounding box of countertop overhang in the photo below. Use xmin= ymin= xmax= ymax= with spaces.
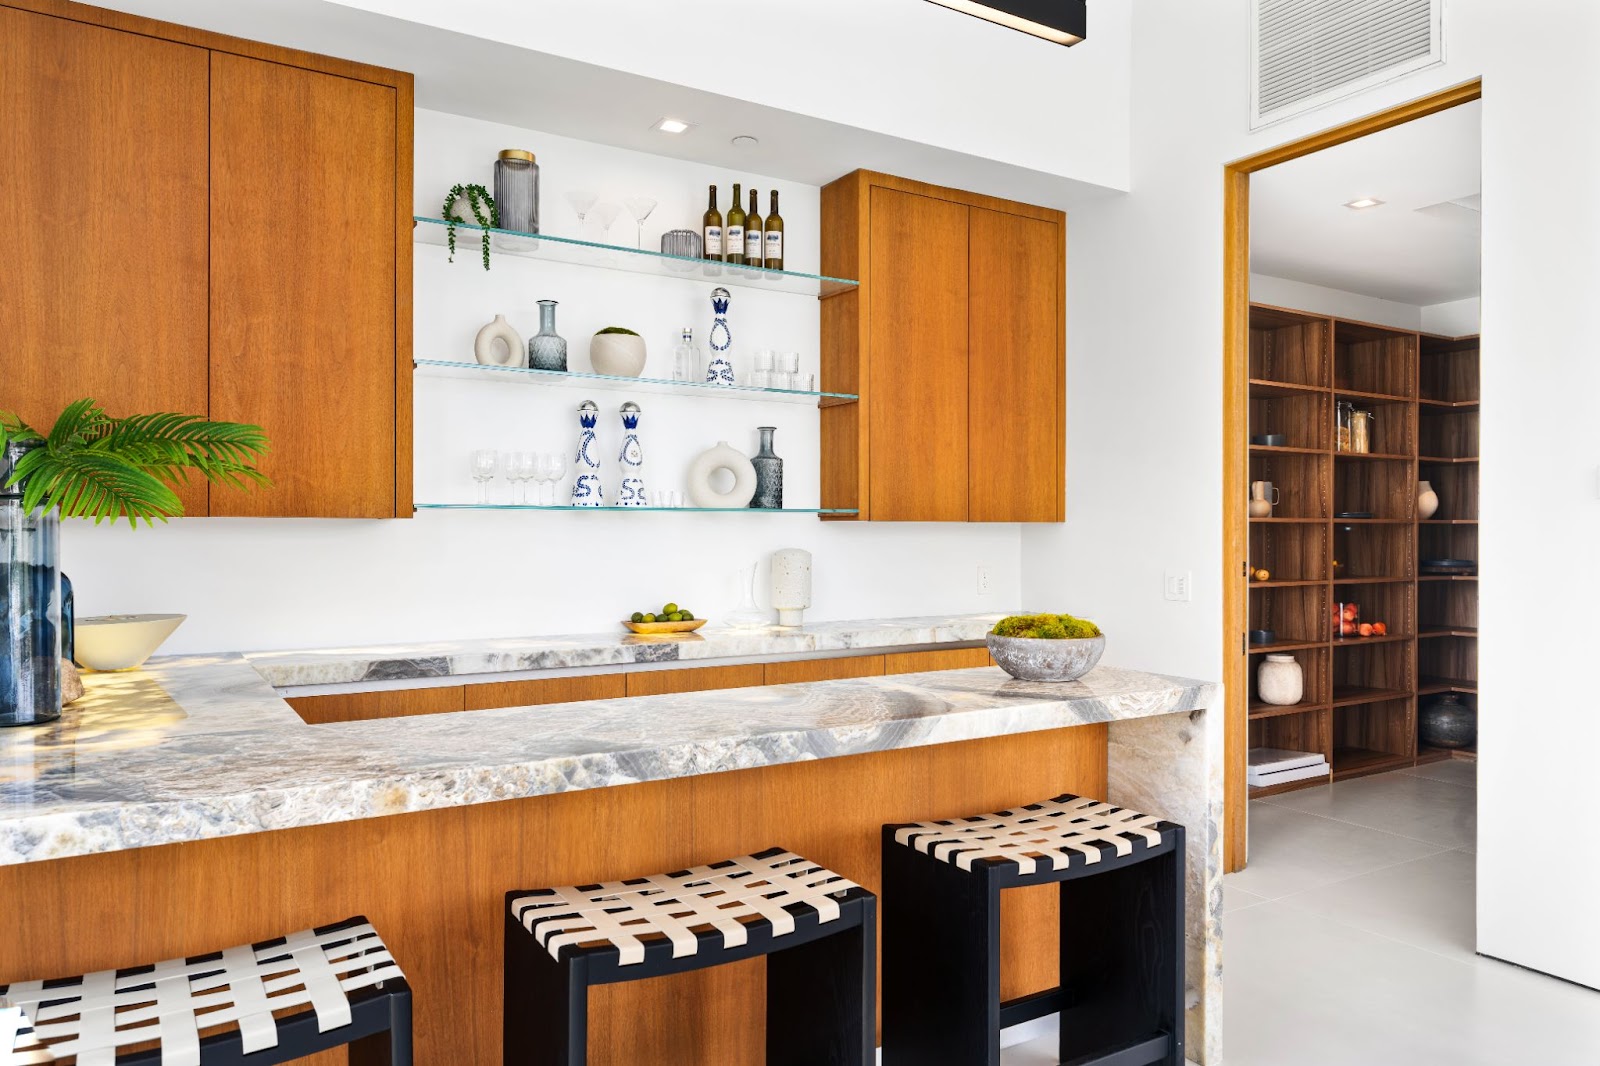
xmin=0 ymin=650 xmax=1218 ymax=867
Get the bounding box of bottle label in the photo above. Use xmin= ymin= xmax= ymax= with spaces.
xmin=746 ymin=229 xmax=763 ymax=260
xmin=704 ymin=226 xmax=722 ymax=255
xmin=726 ymin=225 xmax=744 ymax=256
xmin=765 ymin=231 xmax=782 ymax=261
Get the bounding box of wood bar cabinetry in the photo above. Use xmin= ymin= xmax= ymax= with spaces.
xmin=1 ymin=0 xmax=413 ymax=518
xmin=820 ymin=171 xmax=1065 ymax=522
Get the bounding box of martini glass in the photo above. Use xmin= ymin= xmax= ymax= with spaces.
xmin=592 ymin=202 xmax=622 ymax=245
xmin=624 ymin=196 xmax=658 ymax=249
xmin=565 ymin=189 xmax=597 ymax=237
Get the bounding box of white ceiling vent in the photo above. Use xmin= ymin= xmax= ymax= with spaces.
xmin=1251 ymin=0 xmax=1444 ymax=129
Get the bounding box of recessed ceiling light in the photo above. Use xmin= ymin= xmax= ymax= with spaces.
xmin=731 ymin=134 xmax=760 ymax=149
xmin=653 ymin=118 xmax=692 ymax=134
xmin=1344 ymin=197 xmax=1385 ymax=210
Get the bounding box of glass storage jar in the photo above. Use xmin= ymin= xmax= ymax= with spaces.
xmin=494 ymin=148 xmax=539 ymax=234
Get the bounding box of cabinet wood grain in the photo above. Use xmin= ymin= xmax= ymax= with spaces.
xmin=462 ymin=673 xmax=626 ymax=711
xmin=0 ymin=7 xmax=211 ymax=514
xmin=287 ymin=685 xmax=464 ymax=724
xmin=208 ymin=53 xmax=399 ymax=518
xmin=883 ymin=647 xmax=995 ymax=674
xmin=625 ymin=663 xmax=767 ymax=697
xmin=763 ymin=655 xmax=885 ymax=685
xmin=969 ymin=208 xmax=1064 ymax=522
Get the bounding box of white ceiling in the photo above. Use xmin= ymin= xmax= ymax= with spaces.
xmin=1251 ymin=100 xmax=1481 ymax=306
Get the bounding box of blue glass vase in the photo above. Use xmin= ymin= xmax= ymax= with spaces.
xmin=1 ymin=441 xmax=62 ymax=727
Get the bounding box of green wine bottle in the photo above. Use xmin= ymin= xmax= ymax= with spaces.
xmin=764 ymin=190 xmax=784 ymax=270
xmin=745 ymin=188 xmax=763 ymax=266
xmin=702 ymin=184 xmax=723 ymax=261
xmin=726 ymin=183 xmax=746 ymax=266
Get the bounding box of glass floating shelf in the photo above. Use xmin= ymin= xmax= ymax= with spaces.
xmin=415 ymin=359 xmax=857 ymax=404
xmin=415 ymin=503 xmax=857 ymax=515
xmin=413 ymin=217 xmax=859 ymax=298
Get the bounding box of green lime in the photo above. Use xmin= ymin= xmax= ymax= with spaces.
xmin=642 ymin=613 xmax=657 ymax=623
xmin=679 ymin=610 xmax=694 ymax=621
xmin=631 ymin=611 xmax=644 ymax=623
xmin=667 ymin=612 xmax=684 ymax=622
xmin=662 ymin=602 xmax=679 ymax=616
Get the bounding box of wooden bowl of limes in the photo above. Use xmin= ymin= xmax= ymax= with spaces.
xmin=623 ymin=603 xmax=706 ymax=635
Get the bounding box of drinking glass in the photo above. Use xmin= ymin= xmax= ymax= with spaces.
xmin=592 ymin=202 xmax=622 ymax=244
xmin=565 ymin=189 xmax=597 ymax=236
xmin=517 ymin=451 xmax=539 ymax=503
xmin=776 ymin=351 xmax=800 ymax=374
xmin=624 ymin=196 xmax=658 ymax=249
xmin=470 ymin=449 xmax=499 ymax=504
xmin=547 ymin=452 xmax=570 ymax=505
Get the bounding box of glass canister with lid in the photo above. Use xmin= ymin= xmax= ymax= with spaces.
xmin=1335 ymin=400 xmax=1354 ymax=452
xmin=493 ymin=148 xmax=539 ymax=234
xmin=1350 ymin=409 xmax=1375 ymax=454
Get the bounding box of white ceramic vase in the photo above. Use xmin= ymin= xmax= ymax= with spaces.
xmin=1417 ymin=480 xmax=1439 ymax=520
xmin=590 ymin=332 xmax=647 ymax=377
xmin=1257 ymin=653 xmax=1304 ymax=706
xmin=474 ymin=314 xmax=524 ymax=367
xmin=770 ymin=548 xmax=812 ymax=627
xmin=686 ymin=442 xmax=757 ymax=508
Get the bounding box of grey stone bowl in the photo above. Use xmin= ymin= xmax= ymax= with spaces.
xmin=987 ymin=633 xmax=1106 ymax=683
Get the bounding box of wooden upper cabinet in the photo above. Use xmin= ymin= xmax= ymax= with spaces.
xmin=821 ymin=171 xmax=1064 ymax=522
xmin=209 ymin=53 xmax=406 ymax=518
xmin=0 ymin=7 xmax=211 ymax=514
xmin=968 ymin=208 xmax=1064 ymax=522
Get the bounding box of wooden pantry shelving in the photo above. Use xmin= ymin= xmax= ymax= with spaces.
xmin=1244 ymin=303 xmax=1480 ymax=795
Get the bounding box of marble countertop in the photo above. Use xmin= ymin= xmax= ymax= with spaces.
xmin=0 ymin=651 xmax=1218 ymax=867
xmin=244 ymin=613 xmax=1009 ymax=688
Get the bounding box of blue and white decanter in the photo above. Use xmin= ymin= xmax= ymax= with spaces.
xmin=705 ymin=286 xmax=735 ymax=385
xmin=616 ymin=402 xmax=645 ymax=506
xmin=570 ymin=399 xmax=603 ymax=507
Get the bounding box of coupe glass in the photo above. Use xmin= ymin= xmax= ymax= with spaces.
xmin=592 ymin=202 xmax=622 ymax=245
xmin=565 ymin=189 xmax=597 ymax=237
xmin=624 ymin=196 xmax=658 ymax=249
xmin=470 ymin=449 xmax=499 ymax=504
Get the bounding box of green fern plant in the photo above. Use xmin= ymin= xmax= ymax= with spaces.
xmin=0 ymin=399 xmax=270 ymax=526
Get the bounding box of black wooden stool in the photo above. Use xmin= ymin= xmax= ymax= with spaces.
xmin=1 ymin=916 xmax=410 ymax=1065
xmin=503 ymin=846 xmax=876 ymax=1065
xmin=882 ymin=794 xmax=1184 ymax=1066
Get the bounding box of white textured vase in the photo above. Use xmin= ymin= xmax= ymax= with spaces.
xmin=473 ymin=314 xmax=524 ymax=367
xmin=1257 ymin=654 xmax=1304 ymax=706
xmin=770 ymin=548 xmax=812 ymax=627
xmin=686 ymin=442 xmax=757 ymax=508
xmin=1417 ymin=480 xmax=1439 ymax=520
xmin=590 ymin=333 xmax=647 ymax=377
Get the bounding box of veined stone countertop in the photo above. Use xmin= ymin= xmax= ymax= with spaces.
xmin=243 ymin=613 xmax=1009 ymax=688
xmin=0 ymin=651 xmax=1218 ymax=867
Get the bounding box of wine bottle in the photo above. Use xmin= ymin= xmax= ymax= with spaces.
xmin=702 ymin=185 xmax=723 ymax=261
xmin=726 ymin=183 xmax=746 ymax=265
xmin=745 ymin=188 xmax=764 ymax=266
xmin=764 ymin=190 xmax=784 ymax=270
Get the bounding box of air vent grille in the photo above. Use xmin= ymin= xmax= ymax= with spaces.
xmin=1251 ymin=0 xmax=1443 ymax=128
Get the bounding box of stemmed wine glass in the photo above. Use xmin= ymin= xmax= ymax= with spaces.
xmin=512 ymin=451 xmax=536 ymax=504
xmin=470 ymin=449 xmax=499 ymax=504
xmin=543 ymin=452 xmax=569 ymax=505
xmin=624 ymin=196 xmax=658 ymax=249
xmin=591 ymin=202 xmax=622 ymax=246
xmin=565 ymin=190 xmax=597 ymax=237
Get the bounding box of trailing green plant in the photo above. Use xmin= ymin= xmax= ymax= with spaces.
xmin=991 ymin=613 xmax=1102 ymax=640
xmin=0 ymin=399 xmax=270 ymax=527
xmin=442 ymin=183 xmax=498 ymax=270
xmin=594 ymin=326 xmax=640 ymax=336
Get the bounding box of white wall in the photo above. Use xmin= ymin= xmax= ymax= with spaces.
xmin=1024 ymin=0 xmax=1600 ymax=990
xmin=1421 ymin=296 xmax=1481 ymax=336
xmin=60 ymin=109 xmax=1021 ymax=653
xmin=1249 ymin=273 xmax=1423 ymax=331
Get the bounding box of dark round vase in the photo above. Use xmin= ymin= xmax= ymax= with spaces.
xmin=1418 ymin=693 xmax=1476 ymax=749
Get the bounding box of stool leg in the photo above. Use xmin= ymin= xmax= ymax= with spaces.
xmin=504 ymin=912 xmax=589 ymax=1066
xmin=1058 ymin=837 xmax=1185 ymax=1066
xmin=349 ymin=982 xmax=412 ymax=1066
xmin=881 ymin=834 xmax=1001 ymax=1066
xmin=765 ymin=896 xmax=876 ymax=1066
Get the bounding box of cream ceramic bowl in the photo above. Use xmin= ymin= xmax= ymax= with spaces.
xmin=74 ymin=614 xmax=187 ymax=671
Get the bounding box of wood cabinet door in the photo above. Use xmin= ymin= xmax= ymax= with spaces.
xmin=287 ymin=685 xmax=465 ymax=724
xmin=867 ymin=186 xmax=970 ymax=521
xmin=625 ymin=664 xmax=766 ymax=697
xmin=968 ymin=208 xmax=1063 ymax=522
xmin=0 ymin=8 xmax=211 ymax=514
xmin=764 ymin=655 xmax=885 ymax=685
xmin=208 ymin=53 xmax=399 ymax=517
xmin=883 ymin=647 xmax=995 ymax=674
xmin=463 ymin=673 xmax=626 ymax=711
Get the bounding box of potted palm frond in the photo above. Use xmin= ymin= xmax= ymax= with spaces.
xmin=0 ymin=399 xmax=269 ymax=726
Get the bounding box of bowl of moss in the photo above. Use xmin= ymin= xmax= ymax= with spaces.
xmin=987 ymin=613 xmax=1105 ymax=682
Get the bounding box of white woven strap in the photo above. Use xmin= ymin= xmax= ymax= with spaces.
xmin=894 ymin=795 xmax=1167 ymax=874
xmin=1 ymin=921 xmax=402 ymax=1066
xmin=511 ymin=850 xmax=859 ymax=966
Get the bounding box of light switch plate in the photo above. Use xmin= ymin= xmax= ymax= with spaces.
xmin=1165 ymin=570 xmax=1192 ymax=602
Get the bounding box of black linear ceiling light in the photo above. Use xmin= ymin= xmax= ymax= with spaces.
xmin=924 ymin=0 xmax=1087 ymax=45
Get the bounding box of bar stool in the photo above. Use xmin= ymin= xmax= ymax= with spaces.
xmin=503 ymin=846 xmax=876 ymax=1066
xmin=882 ymin=794 xmax=1184 ymax=1066
xmin=1 ymin=916 xmax=410 ymax=1065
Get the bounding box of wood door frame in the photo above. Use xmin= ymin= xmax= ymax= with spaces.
xmin=1222 ymin=78 xmax=1482 ymax=873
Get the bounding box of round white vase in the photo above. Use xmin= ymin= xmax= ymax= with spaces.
xmin=1257 ymin=654 xmax=1304 ymax=706
xmin=474 ymin=314 xmax=524 ymax=367
xmin=1417 ymin=480 xmax=1439 ymax=520
xmin=590 ymin=333 xmax=647 ymax=377
xmin=686 ymin=442 xmax=757 ymax=508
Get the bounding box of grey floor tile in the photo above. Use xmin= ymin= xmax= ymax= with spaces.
xmin=1228 ymin=800 xmax=1446 ymax=900
xmin=1276 ymin=846 xmax=1477 ymax=961
xmin=1398 ymin=757 xmax=1478 ymax=788
xmin=1224 ymin=880 xmax=1270 ymax=913
xmin=1264 ymin=770 xmax=1477 ymax=849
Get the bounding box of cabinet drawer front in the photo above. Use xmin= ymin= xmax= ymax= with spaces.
xmin=625 ymin=664 xmax=766 ymax=696
xmin=208 ymin=53 xmax=398 ymax=517
xmin=764 ymin=655 xmax=885 ymax=685
xmin=463 ymin=673 xmax=626 ymax=711
xmin=883 ymin=647 xmax=995 ymax=674
xmin=288 ymin=685 xmax=464 ymax=724
xmin=868 ymin=186 xmax=970 ymax=521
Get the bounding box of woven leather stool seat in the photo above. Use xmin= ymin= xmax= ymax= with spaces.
xmin=504 ymin=846 xmax=876 ymax=1065
xmin=891 ymin=794 xmax=1171 ymax=877
xmin=2 ymin=917 xmax=410 ymax=1066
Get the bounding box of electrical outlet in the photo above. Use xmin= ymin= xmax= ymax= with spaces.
xmin=976 ymin=565 xmax=992 ymax=595
xmin=1164 ymin=570 xmax=1192 ymax=602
